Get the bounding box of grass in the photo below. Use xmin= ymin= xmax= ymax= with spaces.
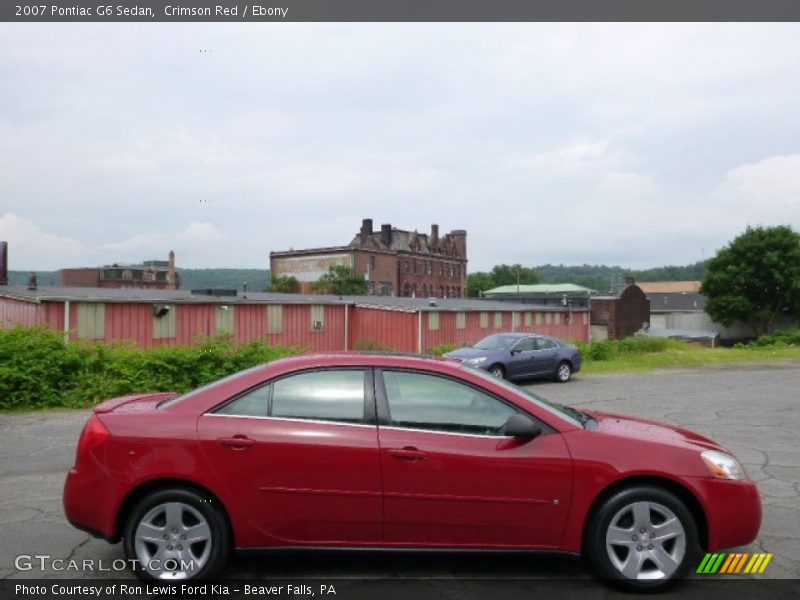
xmin=579 ymin=339 xmax=800 ymax=375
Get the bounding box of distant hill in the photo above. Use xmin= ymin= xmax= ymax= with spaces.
xmin=7 ymin=263 xmax=705 ymax=295
xmin=7 ymin=269 xmax=271 ymax=291
xmin=534 ymin=262 xmax=708 ymax=294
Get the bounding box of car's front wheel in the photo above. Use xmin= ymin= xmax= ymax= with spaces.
xmin=123 ymin=488 xmax=231 ymax=581
xmin=584 ymin=485 xmax=699 ymax=591
xmin=488 ymin=364 xmax=506 ymax=379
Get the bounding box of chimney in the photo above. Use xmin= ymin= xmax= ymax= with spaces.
xmin=27 ymin=272 xmax=37 ymax=291
xmin=168 ymin=250 xmax=176 ymax=290
xmin=380 ymin=223 xmax=392 ymax=246
xmin=450 ymin=229 xmax=467 ymax=258
xmin=360 ymin=218 xmax=373 ymax=244
xmin=0 ymin=241 xmax=7 ymax=285
xmin=431 ymin=224 xmax=439 ymax=251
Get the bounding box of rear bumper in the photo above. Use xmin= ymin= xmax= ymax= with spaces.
xmin=690 ymin=477 xmax=762 ymax=550
xmin=63 ymin=468 xmax=121 ymax=542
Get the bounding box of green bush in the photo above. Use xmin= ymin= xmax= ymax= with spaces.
xmin=0 ymin=326 xmax=301 ymax=411
xmin=617 ymin=335 xmax=670 ymax=354
xmin=353 ymin=339 xmax=396 ymax=352
xmin=576 ymin=335 xmax=670 ymax=362
xmin=586 ymin=340 xmax=616 ymax=361
xmin=750 ymin=329 xmax=800 ymax=347
xmin=426 ymin=344 xmax=457 ymax=356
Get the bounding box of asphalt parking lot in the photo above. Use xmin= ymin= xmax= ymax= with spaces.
xmin=1 ymin=364 xmax=798 ymax=585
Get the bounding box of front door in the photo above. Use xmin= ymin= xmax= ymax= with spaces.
xmin=376 ymin=369 xmax=573 ymax=548
xmin=197 ymin=368 xmax=382 ymax=545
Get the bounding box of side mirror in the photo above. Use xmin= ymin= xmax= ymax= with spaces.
xmin=510 ymin=348 xmax=521 ymax=356
xmin=503 ymin=414 xmax=542 ymax=439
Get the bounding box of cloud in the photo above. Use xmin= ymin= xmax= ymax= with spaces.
xmin=0 ymin=213 xmax=91 ymax=270
xmin=100 ymin=221 xmax=225 ymax=267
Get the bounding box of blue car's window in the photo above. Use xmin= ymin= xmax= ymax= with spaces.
xmin=473 ymin=334 xmax=518 ymax=351
xmin=536 ymin=338 xmax=557 ymax=350
xmin=514 ymin=338 xmax=536 ymax=352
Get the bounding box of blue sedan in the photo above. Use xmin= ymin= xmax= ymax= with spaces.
xmin=444 ymin=332 xmax=582 ymax=382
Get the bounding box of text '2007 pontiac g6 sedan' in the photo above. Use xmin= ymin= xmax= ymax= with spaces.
xmin=64 ymin=353 xmax=761 ymax=591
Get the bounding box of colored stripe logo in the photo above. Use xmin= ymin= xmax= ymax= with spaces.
xmin=697 ymin=552 xmax=773 ymax=574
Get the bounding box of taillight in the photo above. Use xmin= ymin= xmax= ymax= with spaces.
xmin=75 ymin=415 xmax=110 ymax=464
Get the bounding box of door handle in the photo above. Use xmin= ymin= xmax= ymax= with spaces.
xmin=218 ymin=436 xmax=256 ymax=449
xmin=387 ymin=447 xmax=427 ymax=461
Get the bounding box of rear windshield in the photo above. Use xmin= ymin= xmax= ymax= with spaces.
xmin=158 ymin=364 xmax=267 ymax=410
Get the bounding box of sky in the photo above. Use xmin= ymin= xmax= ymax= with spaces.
xmin=1 ymin=23 xmax=799 ymax=272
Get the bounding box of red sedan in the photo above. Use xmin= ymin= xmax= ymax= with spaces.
xmin=63 ymin=353 xmax=761 ymax=590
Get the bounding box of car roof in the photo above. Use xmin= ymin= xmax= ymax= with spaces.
xmin=266 ymin=352 xmax=463 ymax=372
xmin=485 ymin=332 xmax=547 ymax=338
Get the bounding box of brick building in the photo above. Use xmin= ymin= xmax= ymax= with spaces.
xmin=270 ymin=219 xmax=468 ymax=298
xmin=590 ymin=278 xmax=650 ymax=340
xmin=60 ymin=251 xmax=179 ymax=290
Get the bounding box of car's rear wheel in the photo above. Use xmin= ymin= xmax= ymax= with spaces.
xmin=123 ymin=488 xmax=231 ymax=581
xmin=488 ymin=364 xmax=505 ymax=379
xmin=555 ymin=361 xmax=572 ymax=382
xmin=585 ymin=485 xmax=699 ymax=591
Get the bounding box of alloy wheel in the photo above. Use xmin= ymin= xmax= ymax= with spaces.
xmin=605 ymin=500 xmax=686 ymax=581
xmin=133 ymin=501 xmax=212 ymax=579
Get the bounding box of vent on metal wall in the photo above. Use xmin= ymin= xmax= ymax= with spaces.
xmin=152 ymin=304 xmax=171 ymax=318
xmin=312 ymin=320 xmax=324 ymax=330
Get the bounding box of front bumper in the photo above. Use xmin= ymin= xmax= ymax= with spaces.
xmin=690 ymin=476 xmax=762 ymax=551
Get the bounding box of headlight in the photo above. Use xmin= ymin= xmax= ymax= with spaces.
xmin=466 ymin=357 xmax=487 ymax=366
xmin=701 ymin=450 xmax=745 ymax=480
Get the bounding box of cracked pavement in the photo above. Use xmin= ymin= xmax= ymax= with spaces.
xmin=0 ymin=364 xmax=797 ymax=582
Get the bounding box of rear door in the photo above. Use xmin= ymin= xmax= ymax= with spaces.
xmin=532 ymin=337 xmax=559 ymax=375
xmin=197 ymin=368 xmax=383 ymax=545
xmin=376 ymin=369 xmax=573 ymax=548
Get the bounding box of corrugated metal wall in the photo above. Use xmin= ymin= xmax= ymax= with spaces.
xmin=351 ymin=306 xmax=417 ymax=352
xmin=0 ymin=297 xmax=590 ymax=350
xmin=0 ymin=297 xmax=43 ymax=326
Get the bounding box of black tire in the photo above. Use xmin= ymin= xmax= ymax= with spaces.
xmin=554 ymin=361 xmax=572 ymax=383
xmin=488 ymin=364 xmax=505 ymax=379
xmin=123 ymin=488 xmax=231 ymax=581
xmin=584 ymin=485 xmax=700 ymax=592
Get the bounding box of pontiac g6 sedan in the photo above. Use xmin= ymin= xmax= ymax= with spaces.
xmin=64 ymin=354 xmax=761 ymax=590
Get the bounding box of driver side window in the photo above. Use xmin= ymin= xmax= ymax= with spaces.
xmin=382 ymin=371 xmax=517 ymax=436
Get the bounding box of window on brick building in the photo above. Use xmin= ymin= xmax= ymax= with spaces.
xmin=404 ymin=283 xmax=411 ymax=296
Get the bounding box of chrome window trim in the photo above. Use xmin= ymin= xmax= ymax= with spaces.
xmin=203 ymin=413 xmax=377 ymax=429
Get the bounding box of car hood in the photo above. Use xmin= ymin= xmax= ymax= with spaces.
xmin=444 ymin=347 xmax=496 ymax=360
xmin=586 ymin=410 xmax=728 ymax=453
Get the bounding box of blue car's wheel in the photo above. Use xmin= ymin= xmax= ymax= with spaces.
xmin=555 ymin=361 xmax=572 ymax=382
xmin=489 ymin=364 xmax=505 ymax=379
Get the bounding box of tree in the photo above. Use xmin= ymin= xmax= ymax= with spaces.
xmin=701 ymin=225 xmax=800 ymax=335
xmin=489 ymin=264 xmax=539 ymax=287
xmin=312 ymin=265 xmax=368 ymax=296
xmin=467 ymin=272 xmax=495 ymax=297
xmin=266 ymin=275 xmax=300 ymax=294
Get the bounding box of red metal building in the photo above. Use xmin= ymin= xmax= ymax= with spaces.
xmin=0 ymin=287 xmax=590 ymax=351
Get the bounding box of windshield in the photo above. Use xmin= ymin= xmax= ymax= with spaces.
xmin=461 ymin=363 xmax=584 ymax=427
xmin=473 ymin=334 xmax=518 ymax=351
